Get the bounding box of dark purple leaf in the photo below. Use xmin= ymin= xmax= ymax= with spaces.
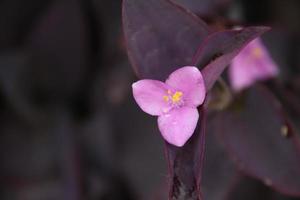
xmin=165 ymin=106 xmax=207 ymax=200
xmin=122 ymin=0 xmax=210 ymax=81
xmin=225 ymin=175 xmax=300 ymax=200
xmin=267 ymin=80 xmax=300 ymax=127
xmin=225 ymin=175 xmax=274 ymax=200
xmin=214 ymin=85 xmax=300 ymax=197
xmin=173 ymin=0 xmax=232 ymax=16
xmin=192 ymin=27 xmax=270 ymax=90
xmin=201 ymin=118 xmax=237 ymax=200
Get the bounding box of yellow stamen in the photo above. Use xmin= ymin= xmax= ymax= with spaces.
xmin=252 ymin=47 xmax=263 ymax=58
xmin=172 ymin=91 xmax=183 ymax=103
xmin=163 ymin=95 xmax=169 ymax=102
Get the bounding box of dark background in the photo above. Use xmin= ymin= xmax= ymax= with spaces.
xmin=0 ymin=0 xmax=299 ymax=199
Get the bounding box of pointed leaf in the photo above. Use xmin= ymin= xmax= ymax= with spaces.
xmin=192 ymin=27 xmax=270 ymax=90
xmin=214 ymin=85 xmax=300 ymax=197
xmin=122 ymin=0 xmax=210 ymax=80
xmin=173 ymin=0 xmax=232 ymax=16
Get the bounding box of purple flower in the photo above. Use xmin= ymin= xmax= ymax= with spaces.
xmin=132 ymin=66 xmax=206 ymax=147
xmin=229 ymin=38 xmax=279 ymax=92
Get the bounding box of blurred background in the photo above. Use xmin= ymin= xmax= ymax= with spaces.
xmin=0 ymin=0 xmax=299 ymax=199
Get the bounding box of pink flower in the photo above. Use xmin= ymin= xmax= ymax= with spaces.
xmin=229 ymin=38 xmax=279 ymax=92
xmin=132 ymin=66 xmax=206 ymax=147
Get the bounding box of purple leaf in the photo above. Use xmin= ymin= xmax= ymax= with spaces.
xmin=192 ymin=27 xmax=270 ymax=90
xmin=224 ymin=175 xmax=273 ymax=200
xmin=165 ymin=106 xmax=207 ymax=200
xmin=173 ymin=0 xmax=232 ymax=16
xmin=201 ymin=119 xmax=237 ymax=200
xmin=226 ymin=175 xmax=300 ymax=200
xmin=214 ymin=85 xmax=300 ymax=197
xmin=122 ymin=0 xmax=210 ymax=81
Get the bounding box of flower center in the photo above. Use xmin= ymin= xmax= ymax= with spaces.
xmin=252 ymin=47 xmax=263 ymax=58
xmin=163 ymin=90 xmax=183 ymax=105
xmin=172 ymin=91 xmax=183 ymax=103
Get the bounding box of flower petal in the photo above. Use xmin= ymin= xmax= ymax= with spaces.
xmin=158 ymin=107 xmax=199 ymax=147
xmin=166 ymin=66 xmax=206 ymax=107
xmin=132 ymin=80 xmax=172 ymax=116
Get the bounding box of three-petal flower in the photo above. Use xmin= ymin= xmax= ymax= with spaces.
xmin=229 ymin=38 xmax=279 ymax=92
xmin=132 ymin=66 xmax=206 ymax=147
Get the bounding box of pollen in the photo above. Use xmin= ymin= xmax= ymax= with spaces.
xmin=163 ymin=90 xmax=183 ymax=105
xmin=172 ymin=91 xmax=183 ymax=103
xmin=163 ymin=95 xmax=169 ymax=102
xmin=252 ymin=47 xmax=263 ymax=58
